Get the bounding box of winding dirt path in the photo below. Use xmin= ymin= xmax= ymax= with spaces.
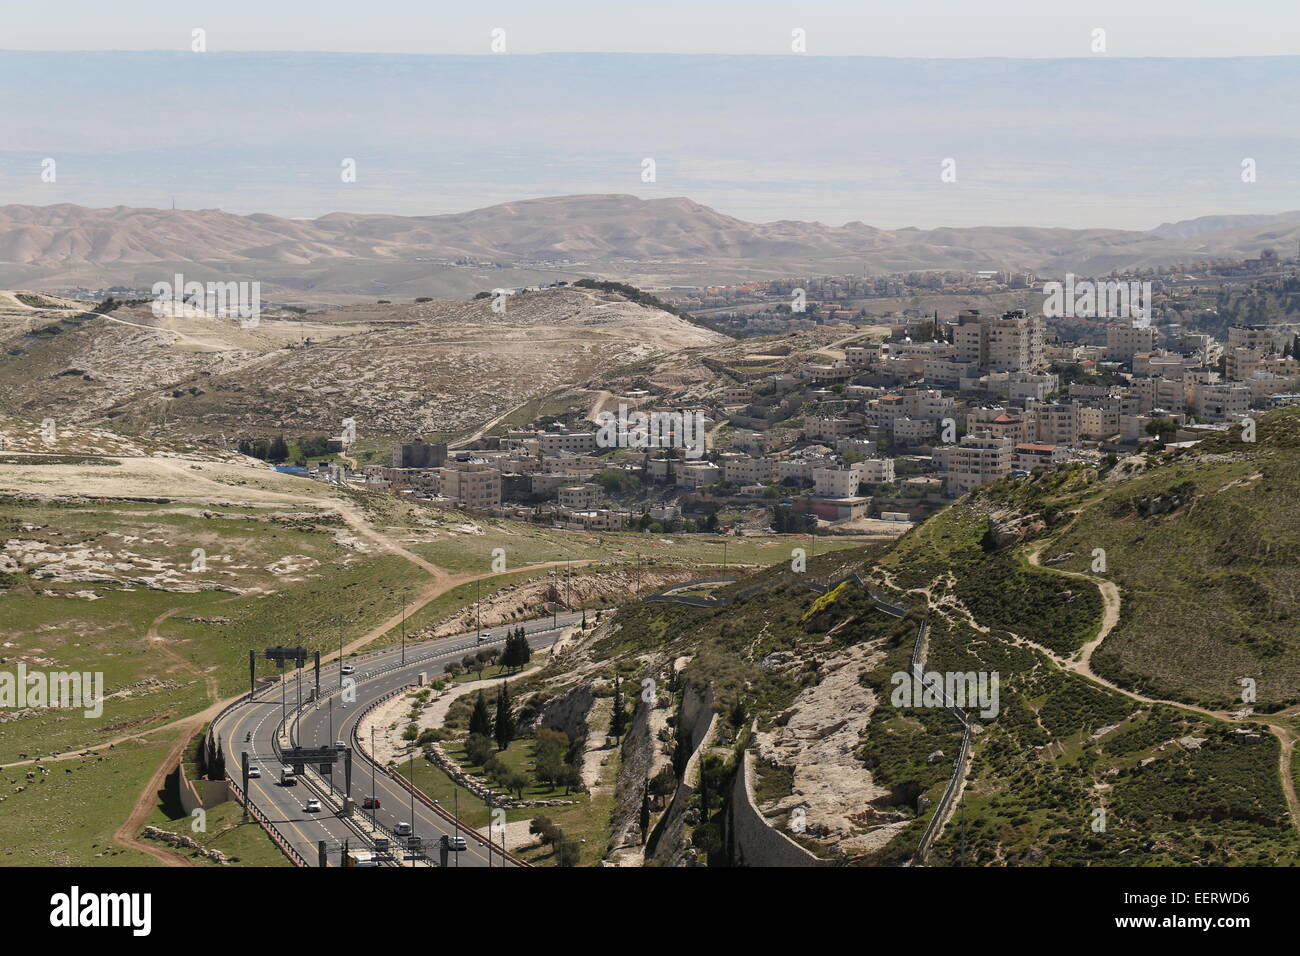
xmin=1022 ymin=531 xmax=1300 ymax=833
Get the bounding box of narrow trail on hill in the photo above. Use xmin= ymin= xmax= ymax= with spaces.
xmin=878 ymin=497 xmax=1300 ymax=841
xmin=1021 ymin=526 xmax=1300 ymax=836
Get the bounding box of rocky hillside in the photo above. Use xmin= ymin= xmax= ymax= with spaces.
xmin=0 ymin=285 xmax=726 ymax=444
xmin=535 ymin=409 xmax=1300 ymax=865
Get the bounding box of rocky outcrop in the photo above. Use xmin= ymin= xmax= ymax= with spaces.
xmin=981 ymin=511 xmax=1046 ymax=551
xmin=141 ymin=825 xmax=230 ymax=863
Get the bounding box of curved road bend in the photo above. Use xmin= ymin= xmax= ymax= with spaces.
xmin=215 ymin=612 xmax=585 ymax=867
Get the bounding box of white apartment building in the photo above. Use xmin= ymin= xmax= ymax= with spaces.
xmin=856 ymin=458 xmax=896 ymax=483
xmin=805 ymin=417 xmax=861 ymax=442
xmin=720 ymin=454 xmax=777 ymax=485
xmin=892 ymin=417 xmax=937 ymax=445
xmin=1014 ymin=442 xmax=1068 ymax=472
xmin=812 ymin=465 xmax=865 ymax=498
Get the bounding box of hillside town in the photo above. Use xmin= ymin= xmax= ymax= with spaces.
xmin=298 ymin=289 xmax=1300 ymax=535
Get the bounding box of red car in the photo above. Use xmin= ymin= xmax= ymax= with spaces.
xmin=362 ymin=797 xmax=381 ymax=810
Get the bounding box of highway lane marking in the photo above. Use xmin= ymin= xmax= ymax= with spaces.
xmin=220 ymin=613 xmax=583 ymax=866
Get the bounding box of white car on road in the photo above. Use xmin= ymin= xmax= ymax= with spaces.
xmin=304 ymin=799 xmax=322 ymax=813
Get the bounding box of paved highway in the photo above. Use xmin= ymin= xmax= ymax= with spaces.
xmin=214 ymin=611 xmax=586 ymax=866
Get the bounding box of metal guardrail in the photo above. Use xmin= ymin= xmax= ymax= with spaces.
xmin=907 ymin=613 xmax=974 ymax=865
xmin=351 ymin=684 xmax=533 ymax=868
xmin=226 ymin=775 xmax=310 ymax=867
xmin=218 ymin=615 xmax=576 ymax=869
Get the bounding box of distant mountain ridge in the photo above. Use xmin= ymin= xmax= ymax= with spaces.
xmin=1 ymin=196 xmax=1298 ymax=296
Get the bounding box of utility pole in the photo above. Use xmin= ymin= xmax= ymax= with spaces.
xmin=400 ymin=590 xmax=407 ymax=666
xmin=475 ymin=578 xmax=481 ymax=641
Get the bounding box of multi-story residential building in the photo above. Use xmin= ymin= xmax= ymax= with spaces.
xmin=866 ymin=394 xmax=909 ymax=427
xmin=432 ymin=462 xmax=502 ymax=508
xmin=1077 ymin=404 xmax=1121 ymax=440
xmin=812 ymin=465 xmax=865 ymax=498
xmin=892 ymin=417 xmax=937 ymax=445
xmin=1105 ymin=324 xmax=1159 ymax=365
xmin=1034 ymin=403 xmax=1080 ymax=446
xmin=1006 ymin=371 xmax=1058 ymax=402
xmin=539 ymin=431 xmax=597 ymax=456
xmin=775 ymin=459 xmax=815 ymax=483
xmin=558 ymin=483 xmax=604 ymax=511
xmin=1191 ymin=382 xmax=1252 ymax=422
xmin=845 ymin=344 xmax=881 ymax=368
xmin=952 ymin=309 xmax=1045 ymax=373
xmin=719 ymin=453 xmax=777 ymax=485
xmin=933 ymin=434 xmax=1015 ymax=495
xmin=1132 ymin=352 xmax=1188 ymax=379
xmin=805 ymin=417 xmax=861 ymax=441
xmin=856 ymin=458 xmax=896 ymax=483
xmin=1014 ymin=442 xmax=1068 ymax=472
xmin=1225 ymin=325 xmax=1278 ymax=380
xmin=678 ymin=461 xmax=722 ymax=488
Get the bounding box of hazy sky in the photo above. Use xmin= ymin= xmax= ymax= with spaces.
xmin=5 ymin=0 xmax=1298 ymax=57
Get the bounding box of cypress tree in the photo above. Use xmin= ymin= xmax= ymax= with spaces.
xmin=469 ymin=691 xmax=493 ymax=738
xmin=493 ymin=682 xmax=515 ymax=751
xmin=639 ymin=782 xmax=651 ymax=844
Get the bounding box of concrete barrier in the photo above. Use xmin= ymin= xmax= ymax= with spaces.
xmin=727 ymin=747 xmax=834 ymax=867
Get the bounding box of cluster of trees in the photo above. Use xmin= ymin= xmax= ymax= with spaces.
xmin=529 ymin=815 xmax=581 ymax=866
xmin=770 ymin=503 xmax=817 ymax=533
xmin=238 ymin=436 xmax=290 ymax=462
xmin=468 ymin=682 xmax=517 ymax=751
xmin=238 ymin=434 xmax=334 ymax=463
xmin=500 ymin=627 xmax=533 ymax=672
xmin=532 ymin=727 xmax=584 ymax=794
xmin=464 ymin=732 xmax=530 ymax=798
xmin=445 ymin=648 xmax=498 ymax=681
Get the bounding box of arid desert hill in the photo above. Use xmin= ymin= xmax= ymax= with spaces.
xmin=0 ymin=285 xmax=727 ymax=444
xmin=2 ymin=197 xmax=1300 ymax=299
